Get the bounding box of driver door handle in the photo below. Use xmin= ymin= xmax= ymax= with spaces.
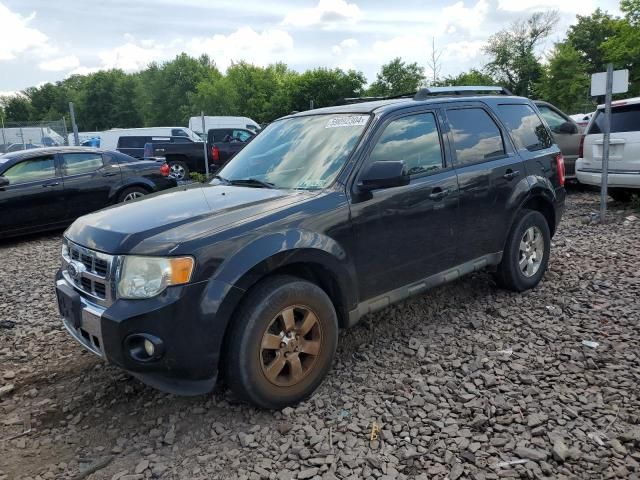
xmin=503 ymin=169 xmax=520 ymax=181
xmin=42 ymin=181 xmax=60 ymax=187
xmin=429 ymin=187 xmax=451 ymax=200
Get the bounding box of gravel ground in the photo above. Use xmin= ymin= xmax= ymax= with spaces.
xmin=1 ymin=191 xmax=639 ymax=480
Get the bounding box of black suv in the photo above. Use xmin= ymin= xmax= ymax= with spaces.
xmin=55 ymin=87 xmax=566 ymax=408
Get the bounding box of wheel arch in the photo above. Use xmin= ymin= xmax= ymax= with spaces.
xmin=506 ymin=190 xmax=557 ymax=244
xmin=110 ymin=180 xmax=154 ymax=203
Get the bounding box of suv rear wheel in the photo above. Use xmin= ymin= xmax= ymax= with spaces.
xmin=495 ymin=210 xmax=550 ymax=292
xmin=226 ymin=275 xmax=338 ymax=409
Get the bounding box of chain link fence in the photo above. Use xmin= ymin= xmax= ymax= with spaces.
xmin=0 ymin=119 xmax=69 ymax=154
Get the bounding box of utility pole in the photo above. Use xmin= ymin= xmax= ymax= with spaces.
xmin=201 ymin=111 xmax=209 ymax=178
xmin=0 ymin=112 xmax=6 ymax=148
xmin=599 ymin=64 xmax=613 ymax=222
xmin=427 ymin=37 xmax=442 ymax=85
xmin=69 ymin=102 xmax=79 ymax=146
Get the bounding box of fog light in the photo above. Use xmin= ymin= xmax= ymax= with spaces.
xmin=144 ymin=339 xmax=155 ymax=357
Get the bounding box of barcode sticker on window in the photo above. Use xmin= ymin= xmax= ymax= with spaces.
xmin=326 ymin=115 xmax=369 ymax=128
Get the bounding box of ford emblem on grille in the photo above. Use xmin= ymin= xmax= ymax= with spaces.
xmin=67 ymin=261 xmax=85 ymax=279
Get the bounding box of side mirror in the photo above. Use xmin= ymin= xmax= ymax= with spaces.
xmin=358 ymin=161 xmax=409 ymax=191
xmin=554 ymin=121 xmax=578 ymax=135
xmin=0 ymin=176 xmax=9 ymax=187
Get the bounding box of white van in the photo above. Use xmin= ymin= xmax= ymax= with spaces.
xmin=188 ymin=116 xmax=261 ymax=137
xmin=576 ymin=96 xmax=640 ymax=202
xmin=97 ymin=127 xmax=201 ymax=150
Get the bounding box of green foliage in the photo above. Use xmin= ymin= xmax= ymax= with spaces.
xmin=435 ymin=69 xmax=496 ymax=87
xmin=189 ymin=172 xmax=209 ymax=183
xmin=484 ymin=11 xmax=559 ymax=97
xmin=367 ymin=58 xmax=425 ymax=96
xmin=537 ymin=42 xmax=591 ymax=112
xmin=1 ymin=95 xmax=33 ymax=122
xmin=567 ymin=9 xmax=621 ymax=74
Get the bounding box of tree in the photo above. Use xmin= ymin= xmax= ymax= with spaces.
xmin=537 ymin=42 xmax=591 ymax=113
xmin=601 ymin=0 xmax=640 ymax=96
xmin=367 ymin=58 xmax=425 ymax=96
xmin=567 ymin=9 xmax=620 ymax=73
xmin=484 ymin=11 xmax=559 ymax=96
xmin=79 ymin=70 xmax=126 ymax=130
xmin=291 ymin=68 xmax=366 ymax=111
xmin=436 ymin=69 xmax=496 ymax=87
xmin=426 ymin=38 xmax=443 ymax=85
xmin=1 ymin=95 xmax=33 ymax=122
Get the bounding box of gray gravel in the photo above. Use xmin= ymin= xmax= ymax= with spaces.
xmin=1 ymin=191 xmax=639 ymax=480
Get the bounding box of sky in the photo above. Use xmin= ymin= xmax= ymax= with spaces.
xmin=0 ymin=0 xmax=622 ymax=95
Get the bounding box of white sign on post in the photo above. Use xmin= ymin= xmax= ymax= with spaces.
xmin=590 ymin=69 xmax=629 ymax=96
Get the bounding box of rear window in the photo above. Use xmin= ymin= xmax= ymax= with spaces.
xmin=117 ymin=136 xmax=149 ymax=148
xmin=171 ymin=128 xmax=188 ymax=137
xmin=589 ymin=104 xmax=640 ymax=134
xmin=498 ymin=104 xmax=553 ymax=151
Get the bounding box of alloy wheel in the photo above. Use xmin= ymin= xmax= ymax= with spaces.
xmin=259 ymin=305 xmax=323 ymax=387
xmin=169 ymin=164 xmax=185 ymax=180
xmin=123 ymin=191 xmax=144 ymax=202
xmin=518 ymin=226 xmax=544 ymax=278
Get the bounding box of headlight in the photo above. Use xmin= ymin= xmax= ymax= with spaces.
xmin=117 ymin=256 xmax=194 ymax=299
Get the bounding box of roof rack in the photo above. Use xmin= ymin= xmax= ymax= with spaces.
xmin=342 ymin=92 xmax=415 ymax=104
xmin=413 ymin=86 xmax=513 ymax=100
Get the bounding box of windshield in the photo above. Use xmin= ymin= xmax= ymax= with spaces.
xmin=216 ymin=114 xmax=369 ymax=190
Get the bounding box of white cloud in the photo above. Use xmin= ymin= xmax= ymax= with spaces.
xmin=0 ymin=3 xmax=51 ymax=61
xmin=332 ymin=38 xmax=358 ymax=56
xmin=283 ymin=0 xmax=362 ymax=28
xmin=189 ymin=27 xmax=294 ymax=70
xmin=442 ymin=0 xmax=489 ymax=32
xmin=497 ymin=0 xmax=601 ymax=15
xmin=443 ymin=40 xmax=486 ymax=62
xmin=38 ymin=54 xmax=80 ymax=72
xmin=99 ymin=41 xmax=166 ymax=71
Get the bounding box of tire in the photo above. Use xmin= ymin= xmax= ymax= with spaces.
xmin=168 ymin=161 xmax=189 ymax=181
xmin=608 ymin=188 xmax=633 ymax=203
xmin=494 ymin=210 xmax=551 ymax=292
xmin=225 ymin=275 xmax=338 ymax=409
xmin=117 ymin=186 xmax=148 ymax=203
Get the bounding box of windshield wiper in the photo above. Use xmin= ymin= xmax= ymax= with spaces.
xmin=212 ymin=174 xmax=231 ymax=185
xmin=229 ymin=178 xmax=275 ymax=189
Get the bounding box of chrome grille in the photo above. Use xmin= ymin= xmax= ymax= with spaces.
xmin=62 ymin=240 xmax=116 ymax=307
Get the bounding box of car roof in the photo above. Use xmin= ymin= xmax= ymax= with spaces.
xmin=0 ymin=146 xmax=104 ymax=163
xmin=286 ymin=94 xmax=531 ymax=119
xmin=597 ymin=96 xmax=640 ymax=109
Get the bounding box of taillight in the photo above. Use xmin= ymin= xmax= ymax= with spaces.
xmin=160 ymin=163 xmax=170 ymax=177
xmin=578 ymin=135 xmax=584 ymax=158
xmin=556 ymin=153 xmax=565 ymax=187
xmin=211 ymin=145 xmax=220 ymax=163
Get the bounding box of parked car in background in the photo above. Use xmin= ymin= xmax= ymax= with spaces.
xmin=56 ymin=86 xmax=565 ymax=407
xmin=1 ymin=142 xmax=44 ymax=154
xmin=189 ymin=116 xmax=260 ymax=138
xmin=570 ymin=112 xmax=594 ymax=130
xmin=146 ymin=128 xmax=255 ymax=180
xmin=97 ymin=127 xmax=201 ymax=151
xmin=535 ymin=101 xmax=582 ymax=179
xmin=117 ymin=135 xmax=196 ymax=160
xmin=0 ymin=147 xmax=176 ymax=239
xmin=576 ymin=97 xmax=640 ymax=202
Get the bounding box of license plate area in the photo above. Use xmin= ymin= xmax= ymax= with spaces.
xmin=56 ymin=282 xmax=82 ymax=328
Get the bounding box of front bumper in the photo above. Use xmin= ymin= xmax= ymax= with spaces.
xmin=56 ymin=271 xmax=240 ymax=395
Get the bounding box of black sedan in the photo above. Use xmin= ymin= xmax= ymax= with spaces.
xmin=0 ymin=147 xmax=176 ymax=239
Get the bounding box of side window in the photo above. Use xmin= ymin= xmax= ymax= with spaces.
xmin=370 ymin=112 xmax=444 ymax=176
xmin=232 ymin=130 xmax=252 ymax=142
xmin=118 ymin=136 xmax=149 ymax=148
xmin=62 ymin=153 xmax=104 ymax=175
xmin=498 ymin=104 xmax=553 ymax=151
xmin=172 ymin=129 xmax=188 ymax=137
xmin=3 ymin=156 xmax=56 ymax=184
xmin=447 ymin=108 xmax=506 ymax=166
xmin=537 ymin=105 xmax=568 ymax=133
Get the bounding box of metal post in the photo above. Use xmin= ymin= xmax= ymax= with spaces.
xmin=20 ymin=127 xmax=25 ymax=148
xmin=310 ymin=100 xmax=314 ymax=110
xmin=201 ymin=111 xmax=209 ymax=178
xmin=600 ymin=63 xmax=613 ymax=223
xmin=0 ymin=113 xmax=6 ymax=147
xmin=69 ymin=102 xmax=80 ymax=146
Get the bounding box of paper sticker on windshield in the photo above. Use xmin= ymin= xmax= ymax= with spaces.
xmin=325 ymin=115 xmax=368 ymax=128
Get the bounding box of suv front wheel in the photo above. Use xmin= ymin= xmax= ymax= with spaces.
xmin=226 ymin=275 xmax=338 ymax=409
xmin=495 ymin=210 xmax=551 ymax=292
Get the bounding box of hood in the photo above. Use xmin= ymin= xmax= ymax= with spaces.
xmin=65 ymin=183 xmax=311 ymax=254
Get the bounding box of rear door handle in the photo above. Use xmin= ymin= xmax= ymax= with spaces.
xmin=102 ymin=172 xmax=118 ymax=177
xmin=429 ymin=188 xmax=451 ymax=200
xmin=503 ymin=170 xmax=520 ymax=181
xmin=42 ymin=181 xmax=60 ymax=187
